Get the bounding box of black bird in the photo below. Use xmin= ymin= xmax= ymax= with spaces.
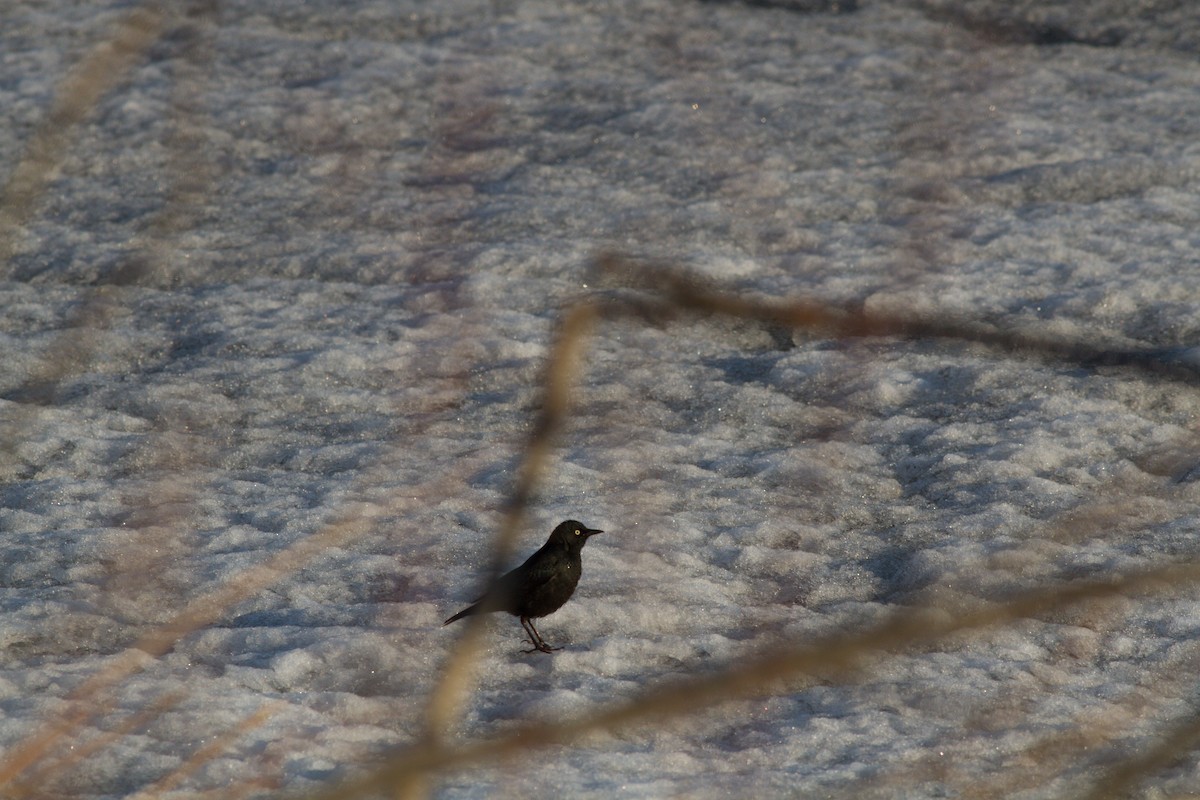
xmin=444 ymin=520 xmax=603 ymax=653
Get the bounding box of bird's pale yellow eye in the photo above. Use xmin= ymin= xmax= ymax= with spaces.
xmin=574 ymin=529 xmax=581 ymax=536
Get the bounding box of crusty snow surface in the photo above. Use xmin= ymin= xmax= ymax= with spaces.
xmin=2 ymin=1 xmax=1200 ymax=797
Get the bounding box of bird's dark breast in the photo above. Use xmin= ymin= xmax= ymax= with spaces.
xmin=516 ymin=561 xmax=581 ymax=618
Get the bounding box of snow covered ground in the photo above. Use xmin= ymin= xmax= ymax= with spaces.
xmin=2 ymin=0 xmax=1200 ymax=797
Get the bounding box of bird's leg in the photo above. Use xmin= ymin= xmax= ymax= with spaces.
xmin=520 ymin=616 xmax=560 ymax=654
xmin=520 ymin=617 xmax=551 ymax=653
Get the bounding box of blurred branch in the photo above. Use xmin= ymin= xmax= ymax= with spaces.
xmin=0 ymin=2 xmax=165 ymax=269
xmin=325 ymin=561 xmax=1200 ymax=798
xmin=129 ymin=701 xmax=284 ymax=800
xmin=1082 ymin=704 xmax=1200 ymax=800
xmin=400 ymin=252 xmax=1200 ymax=799
xmin=410 ymin=304 xmax=600 ymax=799
xmin=0 ymin=492 xmax=393 ymax=790
xmin=9 ymin=691 xmax=185 ymax=799
xmin=593 ymin=253 xmax=1200 ymax=382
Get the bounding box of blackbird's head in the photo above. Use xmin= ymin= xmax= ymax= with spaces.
xmin=551 ymin=519 xmax=603 ymax=551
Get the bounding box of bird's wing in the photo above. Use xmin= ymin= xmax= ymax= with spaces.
xmin=463 ymin=561 xmax=542 ymax=610
xmin=507 ymin=558 xmax=560 ymax=592
xmin=466 ymin=543 xmax=563 ymax=610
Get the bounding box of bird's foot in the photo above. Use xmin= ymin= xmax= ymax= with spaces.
xmin=522 ymin=640 xmax=561 ymax=654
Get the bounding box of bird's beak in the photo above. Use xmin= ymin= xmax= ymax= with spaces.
xmin=585 ymin=527 xmax=603 ymax=537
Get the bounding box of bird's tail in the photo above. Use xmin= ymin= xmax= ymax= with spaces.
xmin=443 ymin=604 xmax=478 ymax=626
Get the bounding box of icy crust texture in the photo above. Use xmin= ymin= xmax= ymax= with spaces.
xmin=2 ymin=1 xmax=1200 ymax=798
